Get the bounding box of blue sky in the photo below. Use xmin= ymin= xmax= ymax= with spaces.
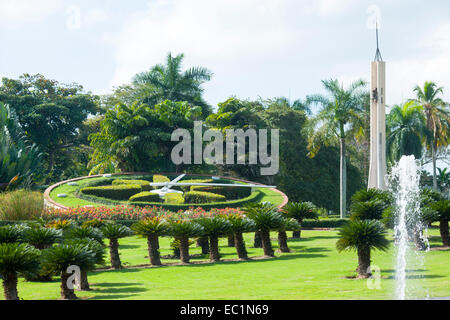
xmin=1 ymin=0 xmax=450 ymax=110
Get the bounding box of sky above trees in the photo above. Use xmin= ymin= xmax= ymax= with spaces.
xmin=1 ymin=0 xmax=450 ymax=110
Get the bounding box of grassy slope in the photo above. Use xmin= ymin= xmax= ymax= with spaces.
xmin=3 ymin=228 xmax=449 ymax=300
xmin=49 ymin=179 xmax=286 ymax=208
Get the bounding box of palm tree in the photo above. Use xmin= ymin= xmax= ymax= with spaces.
xmin=306 ymin=79 xmax=367 ymax=218
xmin=100 ymin=223 xmax=133 ymax=270
xmin=336 ymin=220 xmax=390 ymax=278
xmin=412 ymin=82 xmax=450 ymax=190
xmin=133 ymin=52 xmax=213 ymax=116
xmin=386 ymin=102 xmax=427 ymax=165
xmin=41 ymin=243 xmax=96 ymax=300
xmin=437 ymin=168 xmax=450 ymax=193
xmin=225 ymin=214 xmax=256 ymax=260
xmin=244 ymin=203 xmax=284 ymax=257
xmin=196 ymin=217 xmax=232 ymax=262
xmin=428 ymin=200 xmax=450 ymax=247
xmin=277 ymin=218 xmax=301 ymax=253
xmin=167 ymin=220 xmax=204 ymax=263
xmin=264 ymin=97 xmax=312 ymax=115
xmin=132 ymin=217 xmax=169 ymax=266
xmin=63 ymin=238 xmax=106 ymax=291
xmin=284 ymin=202 xmax=318 ymax=238
xmin=66 ymin=226 xmax=104 ymax=246
xmin=0 ymin=225 xmax=24 ymax=243
xmin=0 ymin=243 xmax=40 ymax=300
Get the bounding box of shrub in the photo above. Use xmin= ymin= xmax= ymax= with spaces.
xmin=80 ymin=184 xmax=142 ymax=200
xmin=184 ymin=191 xmax=226 ymax=204
xmin=178 ymin=179 xmax=213 ymax=192
xmin=152 ymin=175 xmax=170 ymax=189
xmin=191 ymin=185 xmax=251 ymax=199
xmin=113 ymin=179 xmax=152 ymax=191
xmin=0 ymin=225 xmax=24 ymax=243
xmin=129 ymin=191 xmax=161 ymax=203
xmin=165 ymin=193 xmax=185 ymax=204
xmin=23 ymin=227 xmax=62 ymax=249
xmin=0 ymin=190 xmax=43 ymax=221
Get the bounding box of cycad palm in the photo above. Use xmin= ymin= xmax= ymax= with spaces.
xmin=412 ymin=82 xmax=450 ymax=190
xmin=336 ymin=220 xmax=389 ymax=278
xmin=386 ymin=102 xmax=427 ymax=165
xmin=132 ymin=217 xmax=169 ymax=266
xmin=100 ymin=223 xmax=133 ymax=269
xmin=306 ymin=79 xmax=367 ymax=218
xmin=196 ymin=217 xmax=232 ymax=262
xmin=284 ymin=202 xmax=318 ymax=238
xmin=133 ymin=53 xmax=213 ymax=116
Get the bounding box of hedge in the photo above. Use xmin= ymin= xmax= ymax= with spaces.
xmin=184 ymin=191 xmax=226 ymax=204
xmin=113 ymin=179 xmax=152 ymax=191
xmin=129 ymin=192 xmax=161 ymax=203
xmin=80 ymin=184 xmax=142 ymax=201
xmin=176 ymin=179 xmax=213 ymax=192
xmin=191 ymin=185 xmax=251 ymax=200
xmin=165 ymin=193 xmax=185 ymax=204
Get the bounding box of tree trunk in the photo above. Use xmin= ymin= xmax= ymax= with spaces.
xmin=147 ymin=234 xmax=162 ymax=266
xmin=227 ymin=234 xmax=235 ymax=247
xmin=178 ymin=236 xmax=190 ymax=263
xmin=439 ymin=219 xmax=449 ymax=247
xmin=197 ymin=236 xmax=210 ymax=254
xmin=80 ymin=271 xmax=91 ymax=291
xmin=340 ymin=137 xmax=347 ymax=219
xmin=60 ymin=272 xmax=78 ymax=300
xmin=253 ymin=231 xmax=262 ymax=248
xmin=109 ymin=238 xmax=122 ymax=270
xmin=356 ymin=247 xmax=371 ymax=278
xmin=277 ymin=231 xmax=290 ymax=253
xmin=234 ymin=232 xmax=248 ymax=260
xmin=209 ymin=236 xmax=220 ymax=262
xmin=292 ymin=231 xmax=300 ymax=238
xmin=2 ymin=272 xmax=19 ymax=300
xmin=260 ymin=230 xmax=274 ymax=257
xmin=432 ymin=144 xmax=438 ymax=190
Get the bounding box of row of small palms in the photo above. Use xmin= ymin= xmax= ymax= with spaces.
xmin=0 ymin=202 xmax=318 ymax=300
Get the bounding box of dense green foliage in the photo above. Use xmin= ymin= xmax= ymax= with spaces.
xmin=80 ymin=184 xmax=142 ymax=200
xmin=129 ymin=191 xmax=161 ymax=203
xmin=184 ymin=191 xmax=226 ymax=204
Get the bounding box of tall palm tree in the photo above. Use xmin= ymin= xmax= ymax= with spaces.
xmin=412 ymin=82 xmax=450 ymax=190
xmin=336 ymin=220 xmax=389 ymax=278
xmin=133 ymin=52 xmax=213 ymax=116
xmin=0 ymin=243 xmax=40 ymax=300
xmin=306 ymin=79 xmax=367 ymax=218
xmin=132 ymin=217 xmax=169 ymax=266
xmin=386 ymin=102 xmax=427 ymax=165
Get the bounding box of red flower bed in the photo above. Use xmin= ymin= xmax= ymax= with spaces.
xmin=44 ymin=205 xmax=244 ymax=222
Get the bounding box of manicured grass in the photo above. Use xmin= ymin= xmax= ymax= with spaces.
xmin=50 ymin=177 xmax=286 ymax=208
xmin=3 ymin=228 xmax=448 ymax=300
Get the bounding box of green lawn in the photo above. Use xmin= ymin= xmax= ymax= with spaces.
xmin=49 ymin=178 xmax=286 ymax=208
xmin=3 ymin=228 xmax=449 ymax=300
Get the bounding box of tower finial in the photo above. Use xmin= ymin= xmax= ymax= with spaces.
xmin=374 ymin=21 xmax=383 ymax=61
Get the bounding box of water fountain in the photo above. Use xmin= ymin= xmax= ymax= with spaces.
xmin=388 ymin=155 xmax=428 ymax=300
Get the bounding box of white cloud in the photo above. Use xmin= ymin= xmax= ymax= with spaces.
xmin=0 ymin=0 xmax=62 ymax=27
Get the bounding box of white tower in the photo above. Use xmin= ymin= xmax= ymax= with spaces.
xmin=368 ymin=27 xmax=387 ymax=190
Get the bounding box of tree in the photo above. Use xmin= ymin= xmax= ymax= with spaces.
xmin=386 ymin=102 xmax=427 ymax=165
xmin=132 ymin=217 xmax=169 ymax=266
xmin=41 ymin=243 xmax=96 ymax=300
xmin=277 ymin=218 xmax=301 ymax=253
xmin=412 ymin=82 xmax=450 ymax=190
xmin=100 ymin=223 xmax=133 ymax=270
xmin=224 ymin=214 xmax=256 ymax=260
xmin=89 ymin=100 xmax=202 ymax=173
xmin=244 ymin=203 xmax=284 ymax=257
xmin=284 ymin=202 xmax=318 ymax=238
xmin=428 ymin=200 xmax=450 ymax=247
xmin=167 ymin=220 xmax=204 ymax=263
xmin=0 ymin=243 xmax=40 ymax=300
xmin=306 ymin=79 xmax=367 ymax=218
xmin=133 ymin=52 xmax=213 ymax=117
xmin=336 ymin=220 xmax=389 ymax=278
xmin=196 ymin=217 xmax=232 ymax=262
xmin=437 ymin=168 xmax=450 ymax=194
xmin=0 ymin=74 xmax=98 ymax=182
xmin=0 ymin=102 xmax=42 ymax=188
